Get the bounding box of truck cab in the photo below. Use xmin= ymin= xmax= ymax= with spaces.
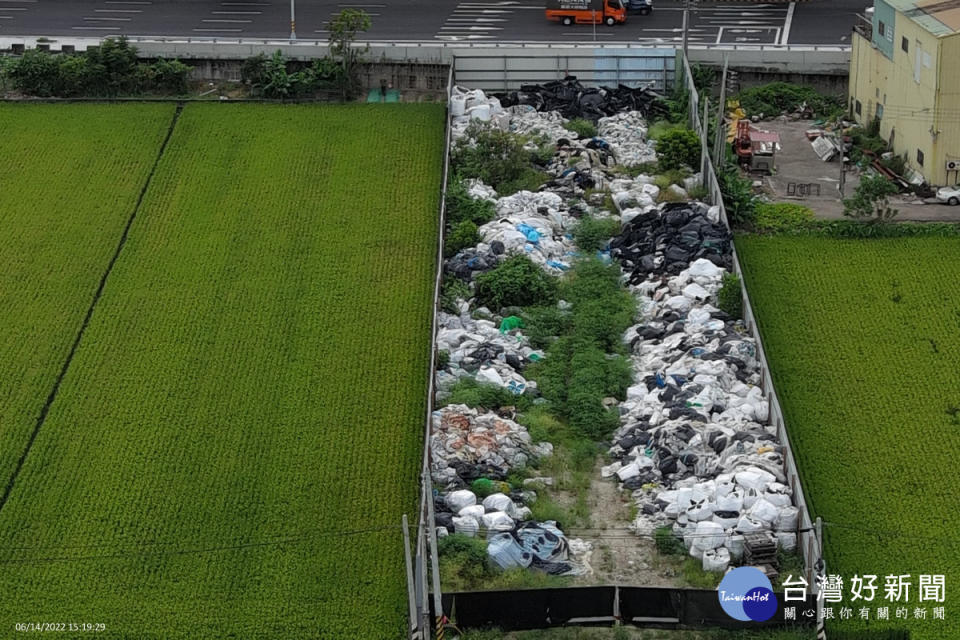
xmin=545 ymin=0 xmax=627 ymax=26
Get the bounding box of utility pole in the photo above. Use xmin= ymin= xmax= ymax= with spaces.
xmin=681 ymin=0 xmax=689 ymax=57
xmin=701 ymin=96 xmax=710 ymax=183
xmin=713 ymin=54 xmax=729 ymax=168
xmin=290 ymin=0 xmax=296 ymax=41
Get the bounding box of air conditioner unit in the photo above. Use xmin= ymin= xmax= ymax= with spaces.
xmin=947 ymin=160 xmax=960 ymax=171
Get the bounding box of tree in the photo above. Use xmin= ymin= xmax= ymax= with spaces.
xmin=843 ymin=173 xmax=899 ymax=222
xmin=327 ymin=9 xmax=371 ymax=99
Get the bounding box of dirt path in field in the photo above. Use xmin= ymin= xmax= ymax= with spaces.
xmin=569 ymin=458 xmax=686 ymax=588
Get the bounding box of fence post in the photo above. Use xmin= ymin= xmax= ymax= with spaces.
xmin=815 ymin=517 xmax=826 ymax=640
xmin=403 ymin=514 xmax=419 ymax=640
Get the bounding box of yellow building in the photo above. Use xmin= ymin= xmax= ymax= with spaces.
xmin=849 ymin=0 xmax=960 ymax=187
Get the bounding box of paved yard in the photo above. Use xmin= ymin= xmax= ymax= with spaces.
xmin=750 ymin=119 xmax=960 ymax=221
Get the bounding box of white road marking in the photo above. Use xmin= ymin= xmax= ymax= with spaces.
xmin=203 ymin=18 xmax=252 ymax=22
xmin=448 ymin=17 xmax=507 ymax=21
xmin=562 ymin=31 xmax=615 ymax=36
xmin=94 ymin=8 xmax=142 ymax=12
xmin=104 ymin=1 xmax=152 ymax=4
xmin=337 ymin=3 xmax=385 ymax=6
xmin=221 ymin=2 xmax=270 ymax=5
xmin=212 ymin=10 xmax=262 ymax=14
xmin=440 ymin=25 xmax=502 ymax=29
xmin=192 ymin=27 xmax=244 ymax=31
xmin=72 ymin=26 xmax=115 ymax=29
xmin=781 ymin=1 xmax=795 ymax=45
xmin=0 ymin=7 xmax=27 ymax=10
xmin=453 ymin=8 xmax=511 ymax=12
xmin=84 ymin=16 xmax=132 ymax=20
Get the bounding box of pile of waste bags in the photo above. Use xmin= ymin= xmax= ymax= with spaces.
xmin=605 ymin=204 xmax=797 ymax=566
xmin=430 ymin=404 xmax=553 ymax=490
xmin=494 ymin=76 xmax=669 ymax=122
xmin=610 ymin=202 xmax=732 ymax=281
xmin=435 ymin=308 xmax=543 ymax=402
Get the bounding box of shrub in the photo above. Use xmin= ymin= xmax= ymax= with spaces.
xmin=563 ymin=118 xmax=597 ymax=139
xmin=843 ymin=173 xmax=899 ymax=222
xmin=736 ymin=82 xmax=843 ymax=118
xmin=754 ymin=202 xmax=815 ymax=232
xmin=452 ymin=121 xmax=548 ymax=195
xmin=440 ymin=277 xmax=471 ymax=314
xmin=716 ymin=272 xmax=743 ymax=319
xmin=573 ymin=215 xmax=620 ymax=252
xmin=688 ymin=184 xmax=710 ymax=201
xmin=654 ymin=526 xmax=685 ymax=555
xmin=717 ymin=162 xmax=757 ymax=226
xmin=656 ymin=127 xmax=701 ymax=171
xmin=445 ymin=178 xmax=495 ymax=226
xmin=446 ymin=378 xmax=531 ymax=412
xmin=437 ymin=349 xmax=450 ymax=370
xmin=521 ymin=305 xmax=571 ymax=350
xmin=148 ymin=58 xmax=191 ymax=94
xmin=445 ymin=220 xmax=480 ymax=258
xmin=438 ymin=534 xmax=491 ymax=589
xmin=7 ymin=49 xmax=62 ymax=96
xmin=474 ymin=255 xmax=558 ymax=310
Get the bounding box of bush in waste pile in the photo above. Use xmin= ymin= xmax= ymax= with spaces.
xmin=521 ymin=305 xmax=572 ymax=350
xmin=452 ymin=121 xmax=549 ymax=196
xmin=446 ymin=378 xmax=531 ymax=413
xmin=716 ymin=272 xmax=743 ymax=319
xmin=445 ymin=178 xmax=495 ymax=227
xmin=563 ymin=118 xmax=597 ymax=140
xmin=444 ymin=220 xmax=480 ymax=258
xmin=440 ymin=277 xmax=471 ymax=314
xmin=573 ymin=215 xmax=621 ymax=253
xmin=655 ymin=127 xmax=701 ymax=172
xmin=654 ymin=526 xmax=685 ymax=555
xmin=474 ymin=255 xmax=559 ymax=310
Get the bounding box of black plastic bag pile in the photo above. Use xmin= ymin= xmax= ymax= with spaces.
xmin=610 ymin=203 xmax=733 ymax=282
xmin=495 ymin=76 xmax=668 ymax=122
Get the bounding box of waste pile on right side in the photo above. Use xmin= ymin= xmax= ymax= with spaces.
xmin=606 ymin=199 xmax=798 ymax=574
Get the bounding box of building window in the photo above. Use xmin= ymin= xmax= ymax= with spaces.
xmin=877 ymin=104 xmax=884 ymax=119
xmin=902 ymin=36 xmax=909 ymax=52
xmin=917 ymin=149 xmax=924 ymax=166
xmin=855 ymin=100 xmax=862 ymax=115
xmin=878 ymin=21 xmax=885 ymax=36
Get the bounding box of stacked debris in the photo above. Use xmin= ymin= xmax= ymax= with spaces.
xmin=430 ymin=404 xmax=553 ymax=490
xmin=435 ymin=308 xmax=543 ymax=401
xmin=495 ymin=77 xmax=669 ymax=122
xmin=606 ymin=202 xmax=796 ymax=572
xmin=610 ymin=203 xmax=733 ymax=281
xmin=598 ymin=111 xmax=658 ymax=166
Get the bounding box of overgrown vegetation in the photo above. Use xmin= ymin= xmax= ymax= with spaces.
xmin=573 ymin=215 xmax=621 ymax=253
xmin=446 ymin=377 xmax=532 ymax=412
xmin=527 ymin=258 xmax=635 ymax=440
xmin=656 ymin=127 xmax=701 ymax=171
xmin=446 ymin=178 xmax=496 ymax=226
xmin=474 ymin=255 xmax=559 ymax=310
xmin=445 ymin=220 xmax=481 ymax=257
xmin=564 ymin=118 xmax=598 ymax=139
xmin=452 ymin=121 xmax=551 ymax=195
xmin=736 ymin=82 xmax=843 ymax=118
xmin=716 ymin=273 xmax=743 ymax=319
xmin=842 ymin=173 xmax=899 ymax=222
xmin=716 ymin=161 xmax=757 ymax=226
xmin=441 ymin=277 xmax=472 ymax=314
xmin=2 ymin=38 xmax=191 ymax=96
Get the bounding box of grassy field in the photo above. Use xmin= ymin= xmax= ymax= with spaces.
xmin=736 ymin=235 xmax=960 ymax=639
xmin=0 ymin=104 xmax=444 ymax=638
xmin=0 ymin=103 xmax=175 ymax=486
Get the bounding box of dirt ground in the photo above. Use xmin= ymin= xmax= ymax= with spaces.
xmin=751 ymin=119 xmax=960 ymax=221
xmin=561 ymin=459 xmax=686 ymax=588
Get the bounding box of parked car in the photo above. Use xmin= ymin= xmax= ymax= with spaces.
xmin=626 ymin=0 xmax=652 ymax=13
xmin=936 ymin=185 xmax=960 ymax=205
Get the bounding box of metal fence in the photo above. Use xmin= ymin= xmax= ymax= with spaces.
xmin=681 ymin=52 xmax=823 ymax=590
xmin=452 ymin=51 xmax=676 ymax=92
xmin=440 ymin=586 xmax=817 ymax=632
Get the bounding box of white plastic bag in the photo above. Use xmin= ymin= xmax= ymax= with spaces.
xmin=702 ymin=547 xmax=731 ymax=573
xmin=482 ymin=493 xmax=518 ymax=518
xmin=446 ymin=489 xmax=477 ymax=512
xmin=453 ymin=515 xmax=479 ymax=537
xmin=481 ymin=511 xmax=515 ymax=531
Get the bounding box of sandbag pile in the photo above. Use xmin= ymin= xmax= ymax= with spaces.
xmin=598 ymin=111 xmax=658 ymax=167
xmin=476 ymin=190 xmax=579 ymax=272
xmin=450 ymin=86 xmax=509 ymax=139
xmin=430 ymin=404 xmax=553 ymax=490
xmin=494 ymin=76 xmax=669 ymax=122
xmin=610 ymin=203 xmax=732 ymax=282
xmin=606 ymin=205 xmax=798 ymax=560
xmin=435 ymin=309 xmax=544 ymax=401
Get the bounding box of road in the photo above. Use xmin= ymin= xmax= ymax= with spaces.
xmin=0 ymin=0 xmax=865 ymax=44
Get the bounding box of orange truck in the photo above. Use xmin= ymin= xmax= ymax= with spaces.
xmin=545 ymin=0 xmax=626 ymax=26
